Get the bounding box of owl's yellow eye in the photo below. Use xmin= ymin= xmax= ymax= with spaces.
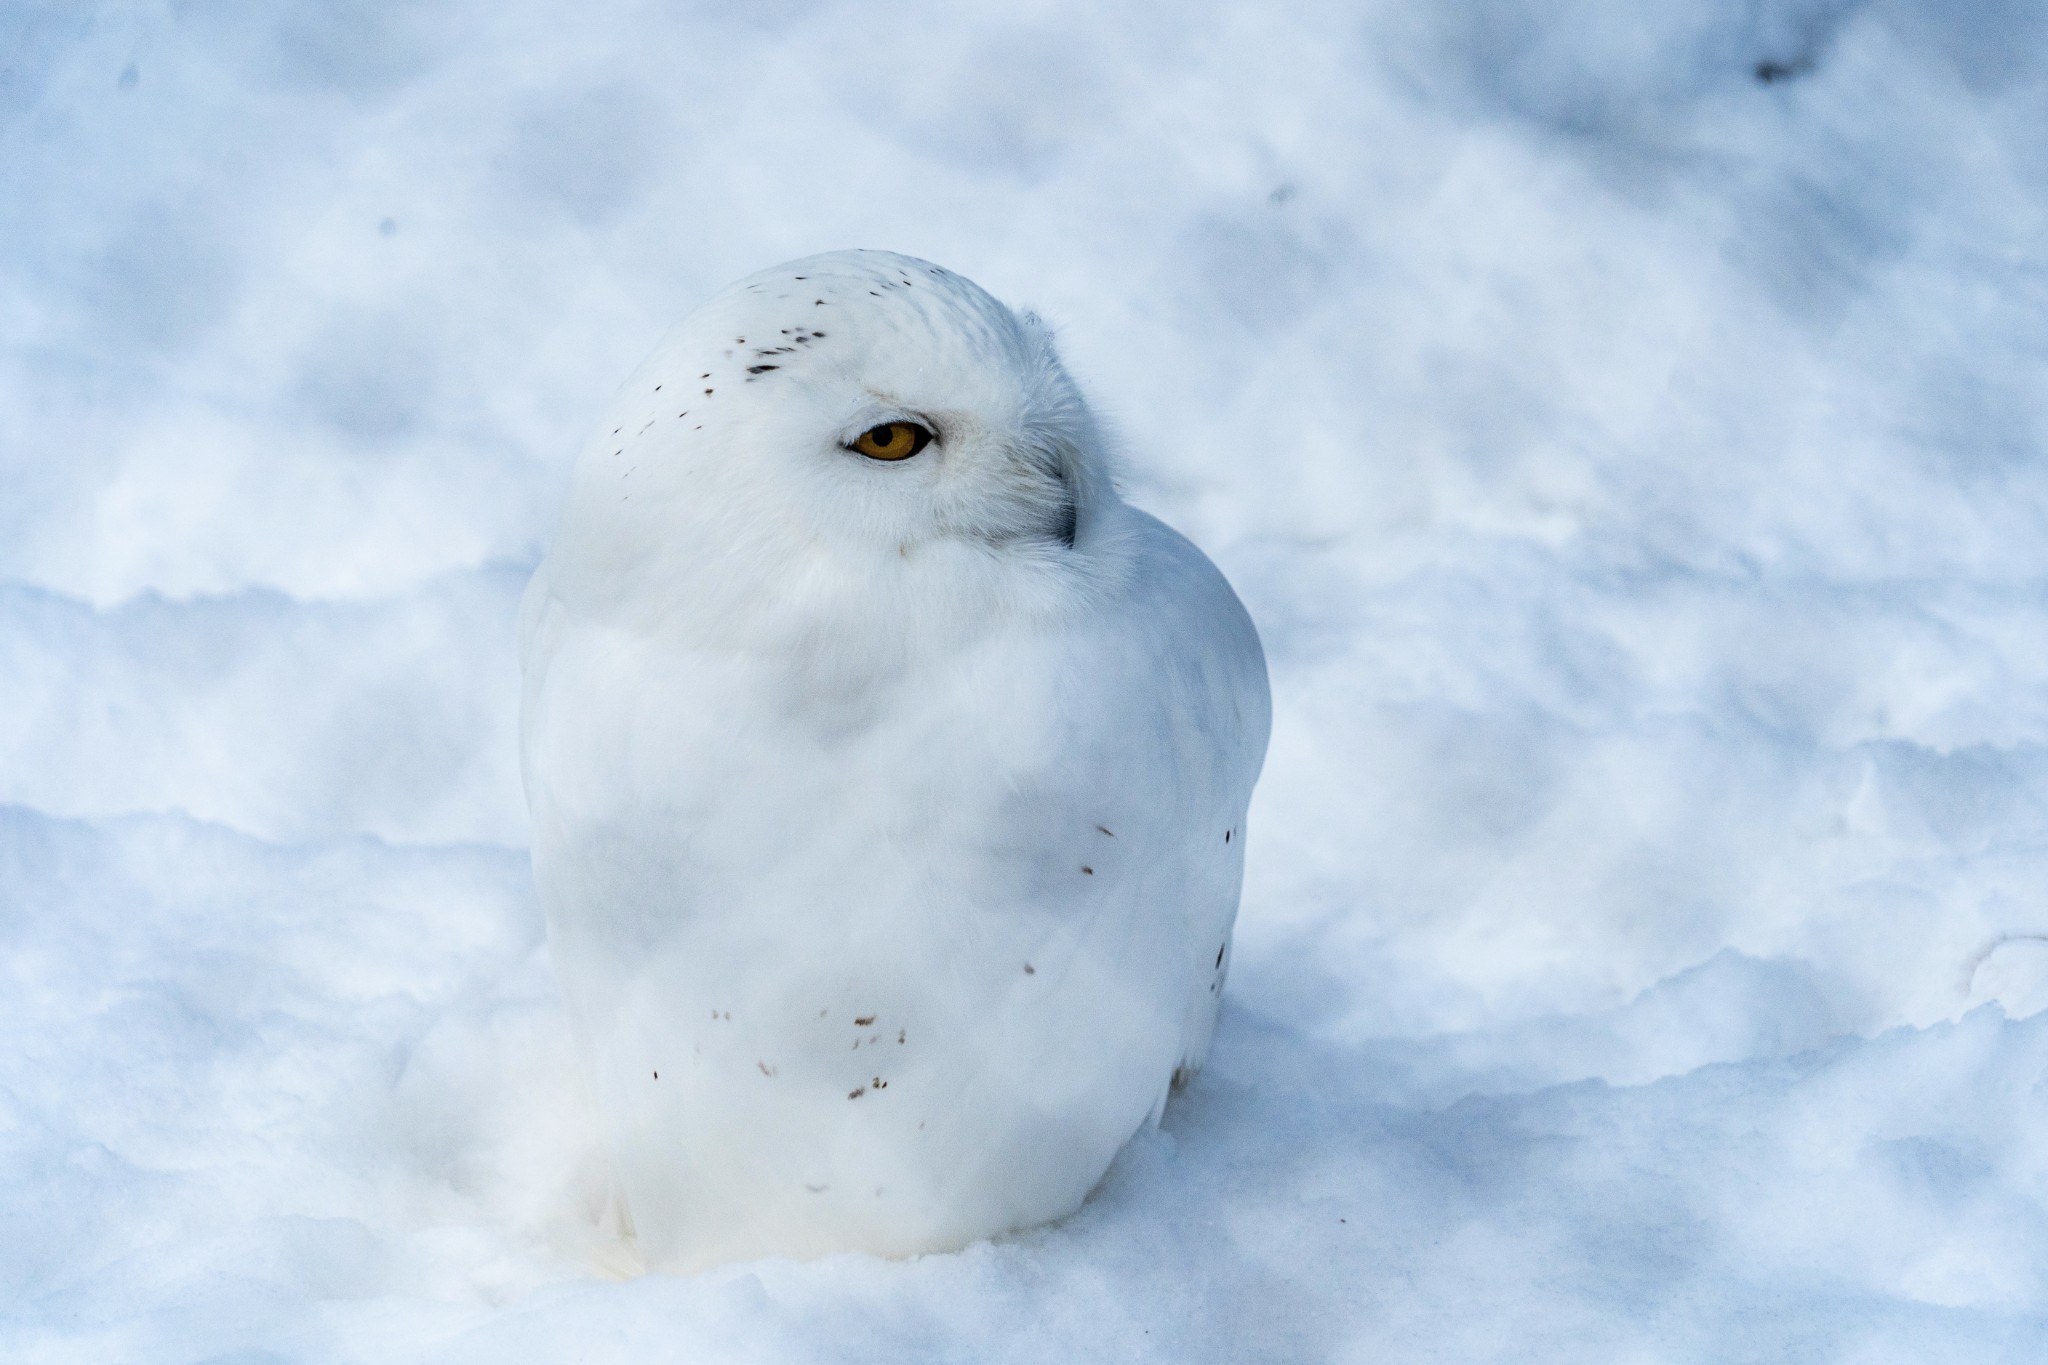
xmin=850 ymin=421 xmax=933 ymax=461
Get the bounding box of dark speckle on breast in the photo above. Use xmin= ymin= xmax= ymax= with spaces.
xmin=1755 ymin=56 xmax=1814 ymax=83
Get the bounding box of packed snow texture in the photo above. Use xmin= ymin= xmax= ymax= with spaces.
xmin=5 ymin=0 xmax=2048 ymax=1359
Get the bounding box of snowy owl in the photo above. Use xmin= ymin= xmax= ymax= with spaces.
xmin=519 ymin=250 xmax=1269 ymax=1271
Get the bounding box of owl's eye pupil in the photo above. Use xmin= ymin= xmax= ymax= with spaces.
xmin=870 ymin=425 xmax=895 ymax=445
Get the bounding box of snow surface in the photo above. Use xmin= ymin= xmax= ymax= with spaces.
xmin=6 ymin=0 xmax=2048 ymax=1359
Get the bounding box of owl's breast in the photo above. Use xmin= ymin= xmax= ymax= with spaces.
xmin=523 ymin=603 xmax=1208 ymax=1266
xmin=528 ymin=606 xmax=1169 ymax=982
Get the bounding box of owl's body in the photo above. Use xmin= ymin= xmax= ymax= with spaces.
xmin=521 ymin=251 xmax=1267 ymax=1270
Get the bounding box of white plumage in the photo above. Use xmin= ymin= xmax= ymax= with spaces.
xmin=520 ymin=250 xmax=1268 ymax=1271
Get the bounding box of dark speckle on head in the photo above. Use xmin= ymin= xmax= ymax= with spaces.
xmin=816 ymin=299 xmax=826 ymax=305
xmin=1082 ymin=866 xmax=1094 ymax=875
xmin=848 ymin=1087 xmax=865 ymax=1100
xmin=705 ymin=389 xmax=713 ymax=395
xmin=1755 ymin=56 xmax=1814 ymax=83
xmin=1023 ymin=963 xmax=1035 ymax=975
xmin=854 ymin=1015 xmax=875 ymax=1027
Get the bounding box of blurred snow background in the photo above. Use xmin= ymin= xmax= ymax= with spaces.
xmin=6 ymin=0 xmax=2048 ymax=1359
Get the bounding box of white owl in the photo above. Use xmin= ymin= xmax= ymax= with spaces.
xmin=520 ymin=250 xmax=1269 ymax=1271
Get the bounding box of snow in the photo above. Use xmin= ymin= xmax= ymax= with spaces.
xmin=6 ymin=0 xmax=2048 ymax=1358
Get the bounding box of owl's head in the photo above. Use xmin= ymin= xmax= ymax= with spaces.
xmin=547 ymin=251 xmax=1126 ymax=643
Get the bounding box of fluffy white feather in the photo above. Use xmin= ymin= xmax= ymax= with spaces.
xmin=520 ymin=250 xmax=1268 ymax=1270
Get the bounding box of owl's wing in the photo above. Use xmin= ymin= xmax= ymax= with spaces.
xmin=1091 ymin=511 xmax=1271 ymax=1088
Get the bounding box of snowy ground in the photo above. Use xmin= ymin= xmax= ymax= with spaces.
xmin=7 ymin=1 xmax=2048 ymax=1360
